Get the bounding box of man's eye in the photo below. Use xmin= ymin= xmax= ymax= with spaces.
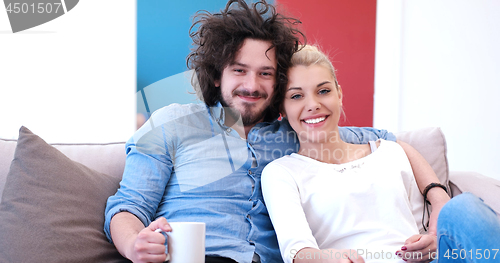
xmin=261 ymin=72 xmax=273 ymax=76
xmin=234 ymin=69 xmax=244 ymax=73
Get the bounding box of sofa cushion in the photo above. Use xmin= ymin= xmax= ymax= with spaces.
xmin=0 ymin=133 xmax=126 ymax=203
xmin=395 ymin=127 xmax=450 ymax=191
xmin=448 ymin=171 xmax=500 ymax=214
xmin=0 ymin=127 xmax=130 ymax=263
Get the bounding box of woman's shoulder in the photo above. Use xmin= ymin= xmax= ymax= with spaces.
xmin=372 ymin=139 xmax=412 ymax=166
xmin=377 ymin=139 xmax=406 ymax=153
xmin=263 ymin=154 xmax=311 ymax=178
xmin=265 ymin=154 xmax=299 ymax=169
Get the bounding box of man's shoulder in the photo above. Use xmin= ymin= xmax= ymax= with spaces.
xmin=254 ymin=118 xmax=293 ymax=133
xmin=153 ymin=102 xmax=207 ymax=117
xmin=130 ymin=103 xmax=208 ymax=144
xmin=339 ymin=126 xmax=396 ymax=143
xmin=145 ymin=103 xmax=208 ymax=124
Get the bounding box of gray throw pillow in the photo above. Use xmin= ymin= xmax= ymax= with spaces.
xmin=0 ymin=126 xmax=130 ymax=263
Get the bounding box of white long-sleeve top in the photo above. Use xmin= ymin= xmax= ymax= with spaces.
xmin=262 ymin=140 xmax=425 ymax=263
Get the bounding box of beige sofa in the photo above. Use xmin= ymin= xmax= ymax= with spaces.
xmin=0 ymin=126 xmax=499 ymax=263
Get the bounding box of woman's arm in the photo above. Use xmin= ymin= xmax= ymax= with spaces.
xmin=397 ymin=140 xmax=450 ymax=234
xmin=397 ymin=141 xmax=450 ymax=263
xmin=262 ymin=162 xmax=323 ymax=263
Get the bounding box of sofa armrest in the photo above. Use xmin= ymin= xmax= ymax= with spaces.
xmin=449 ymin=171 xmax=500 ymax=214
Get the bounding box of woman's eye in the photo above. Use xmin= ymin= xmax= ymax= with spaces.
xmin=261 ymin=72 xmax=273 ymax=76
xmin=234 ymin=69 xmax=244 ymax=73
xmin=319 ymin=89 xmax=331 ymax=95
xmin=291 ymin=94 xmax=302 ymax=100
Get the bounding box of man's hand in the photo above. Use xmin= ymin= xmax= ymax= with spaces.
xmin=128 ymin=217 xmax=172 ymax=263
xmin=110 ymin=213 xmax=172 ymax=263
xmin=396 ymin=234 xmax=436 ymax=263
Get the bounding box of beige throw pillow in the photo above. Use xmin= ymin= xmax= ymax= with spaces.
xmin=0 ymin=127 xmax=129 ymax=263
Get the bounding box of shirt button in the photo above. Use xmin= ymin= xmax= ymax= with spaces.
xmin=226 ymin=128 xmax=232 ymax=133
xmin=248 ymin=170 xmax=252 ymax=175
xmin=247 ymin=215 xmax=251 ymax=219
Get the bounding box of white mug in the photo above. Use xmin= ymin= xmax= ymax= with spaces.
xmin=157 ymin=222 xmax=206 ymax=263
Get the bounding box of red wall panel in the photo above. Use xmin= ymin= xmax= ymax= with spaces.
xmin=276 ymin=0 xmax=377 ymax=127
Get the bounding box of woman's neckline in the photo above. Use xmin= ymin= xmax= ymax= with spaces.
xmin=292 ymin=139 xmax=384 ymax=166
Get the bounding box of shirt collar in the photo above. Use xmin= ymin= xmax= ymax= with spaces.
xmin=207 ymin=102 xmax=228 ymax=129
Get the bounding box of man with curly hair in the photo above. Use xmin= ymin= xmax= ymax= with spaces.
xmin=104 ymin=1 xmax=395 ymax=262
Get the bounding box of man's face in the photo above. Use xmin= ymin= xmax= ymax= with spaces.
xmin=217 ymin=38 xmax=277 ymax=126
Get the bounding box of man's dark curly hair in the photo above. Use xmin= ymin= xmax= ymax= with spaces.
xmin=187 ymin=0 xmax=305 ymax=122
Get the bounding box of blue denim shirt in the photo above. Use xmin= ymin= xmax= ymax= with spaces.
xmin=104 ymin=103 xmax=396 ymax=263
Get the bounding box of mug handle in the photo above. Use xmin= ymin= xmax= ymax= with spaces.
xmin=154 ymin=228 xmax=170 ymax=261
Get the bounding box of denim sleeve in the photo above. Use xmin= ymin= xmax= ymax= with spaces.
xmin=339 ymin=126 xmax=397 ymax=144
xmin=104 ymin=124 xmax=174 ymax=242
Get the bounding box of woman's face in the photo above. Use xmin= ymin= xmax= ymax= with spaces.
xmin=284 ymin=64 xmax=343 ymax=145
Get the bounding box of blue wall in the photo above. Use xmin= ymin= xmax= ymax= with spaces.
xmin=138 ymin=0 xmax=228 ymax=92
xmin=137 ymin=0 xmax=268 ymax=116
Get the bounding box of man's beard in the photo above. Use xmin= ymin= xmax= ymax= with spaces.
xmin=220 ymin=97 xmax=269 ymax=127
